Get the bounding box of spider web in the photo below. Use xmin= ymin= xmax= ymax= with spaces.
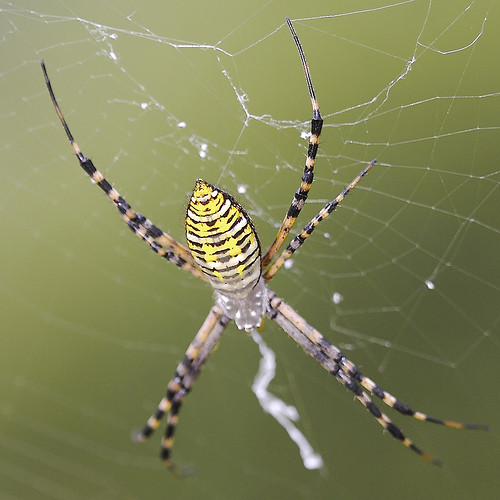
xmin=1 ymin=1 xmax=498 ymax=499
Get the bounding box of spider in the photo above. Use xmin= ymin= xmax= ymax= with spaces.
xmin=41 ymin=18 xmax=488 ymax=474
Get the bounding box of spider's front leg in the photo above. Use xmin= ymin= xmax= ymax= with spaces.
xmin=267 ymin=290 xmax=489 ymax=466
xmin=133 ymin=305 xmax=230 ymax=474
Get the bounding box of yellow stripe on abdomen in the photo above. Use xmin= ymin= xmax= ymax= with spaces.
xmin=185 ymin=180 xmax=262 ymax=300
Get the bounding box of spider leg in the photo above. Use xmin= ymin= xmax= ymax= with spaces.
xmin=267 ymin=290 xmax=488 ymax=465
xmin=262 ymin=18 xmax=323 ymax=268
xmin=272 ymin=290 xmax=488 ymax=431
xmin=264 ymin=160 xmax=375 ymax=281
xmin=340 ymin=358 xmax=489 ymax=431
xmin=133 ymin=305 xmax=230 ymax=474
xmin=41 ymin=61 xmax=205 ymax=281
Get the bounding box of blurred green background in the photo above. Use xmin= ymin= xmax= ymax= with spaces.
xmin=1 ymin=1 xmax=498 ymax=499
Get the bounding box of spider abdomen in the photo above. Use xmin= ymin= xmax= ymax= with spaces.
xmin=186 ymin=180 xmax=262 ymax=301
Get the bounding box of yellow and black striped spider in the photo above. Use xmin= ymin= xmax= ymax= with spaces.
xmin=41 ymin=18 xmax=488 ymax=474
